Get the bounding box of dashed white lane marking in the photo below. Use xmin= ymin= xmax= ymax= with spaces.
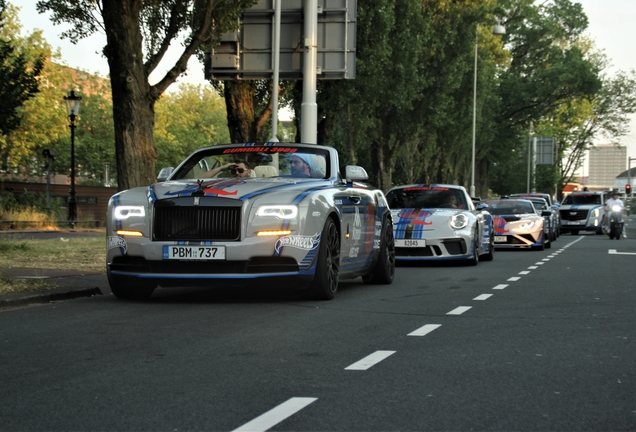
xmin=609 ymin=249 xmax=636 ymax=255
xmin=447 ymin=306 xmax=472 ymax=315
xmin=508 ymin=277 xmax=521 ymax=281
xmin=493 ymin=284 xmax=508 ymax=290
xmin=519 ymin=271 xmax=530 ymax=275
xmin=541 ymin=258 xmax=550 ymax=261
xmin=408 ymin=324 xmax=442 ymax=337
xmin=473 ymin=294 xmax=493 ymax=301
xmin=345 ymin=351 xmax=396 ymax=370
xmin=535 ymin=262 xmax=545 ymax=265
xmin=528 ymin=266 xmax=538 ymax=269
xmin=232 ymin=397 xmax=318 ymax=432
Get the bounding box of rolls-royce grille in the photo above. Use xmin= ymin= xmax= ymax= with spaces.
xmin=154 ymin=207 xmax=241 ymax=241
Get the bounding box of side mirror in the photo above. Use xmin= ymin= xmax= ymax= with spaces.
xmin=345 ymin=165 xmax=369 ymax=183
xmin=157 ymin=167 xmax=174 ymax=182
xmin=541 ymin=210 xmax=552 ymax=217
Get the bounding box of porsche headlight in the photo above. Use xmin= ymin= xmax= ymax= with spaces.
xmin=256 ymin=205 xmax=298 ymax=219
xmin=450 ymin=213 xmax=469 ymax=230
xmin=114 ymin=205 xmax=146 ymax=220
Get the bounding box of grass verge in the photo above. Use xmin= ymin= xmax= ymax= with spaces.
xmin=0 ymin=234 xmax=106 ymax=295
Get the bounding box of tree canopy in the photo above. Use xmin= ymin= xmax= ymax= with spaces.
xmin=36 ymin=0 xmax=256 ymax=190
xmin=0 ymin=1 xmax=43 ymax=136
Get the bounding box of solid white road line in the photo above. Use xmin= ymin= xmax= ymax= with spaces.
xmin=447 ymin=306 xmax=472 ymax=315
xmin=493 ymin=284 xmax=508 ymax=290
xmin=609 ymin=249 xmax=636 ymax=255
xmin=408 ymin=324 xmax=442 ymax=337
xmin=232 ymin=397 xmax=318 ymax=432
xmin=473 ymin=294 xmax=493 ymax=301
xmin=345 ymin=351 xmax=396 ymax=370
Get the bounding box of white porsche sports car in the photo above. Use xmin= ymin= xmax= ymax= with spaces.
xmin=107 ymin=143 xmax=395 ymax=300
xmin=384 ymin=184 xmax=494 ymax=265
xmin=483 ymin=199 xmax=551 ymax=250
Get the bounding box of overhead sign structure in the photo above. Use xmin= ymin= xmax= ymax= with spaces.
xmin=205 ymin=0 xmax=357 ymax=80
xmin=535 ymin=137 xmax=555 ymax=165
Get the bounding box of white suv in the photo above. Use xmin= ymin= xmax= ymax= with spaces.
xmin=559 ymin=191 xmax=607 ymax=235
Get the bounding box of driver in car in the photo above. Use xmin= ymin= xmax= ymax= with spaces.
xmin=204 ymin=160 xmax=253 ymax=178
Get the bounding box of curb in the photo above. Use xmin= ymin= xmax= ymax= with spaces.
xmin=0 ymin=287 xmax=103 ymax=309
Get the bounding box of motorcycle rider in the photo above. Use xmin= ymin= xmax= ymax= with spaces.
xmin=605 ymin=190 xmax=626 ymax=238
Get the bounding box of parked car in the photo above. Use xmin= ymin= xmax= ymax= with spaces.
xmin=385 ymin=184 xmax=494 ymax=265
xmin=558 ymin=191 xmax=607 ymax=235
xmin=106 ymin=143 xmax=395 ymax=300
xmin=483 ymin=199 xmax=551 ymax=250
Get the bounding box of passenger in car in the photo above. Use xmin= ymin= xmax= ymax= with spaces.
xmin=291 ymin=154 xmax=312 ymax=177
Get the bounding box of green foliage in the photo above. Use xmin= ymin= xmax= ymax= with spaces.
xmin=154 ymin=83 xmax=230 ymax=170
xmin=0 ymin=2 xmax=44 ymax=136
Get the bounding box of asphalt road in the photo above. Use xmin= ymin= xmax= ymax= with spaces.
xmin=1 ymin=232 xmax=635 ymax=431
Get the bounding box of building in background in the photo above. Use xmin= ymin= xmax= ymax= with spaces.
xmin=587 ymin=144 xmax=626 ymax=189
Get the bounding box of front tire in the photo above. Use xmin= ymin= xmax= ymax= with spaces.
xmin=306 ymin=217 xmax=340 ymax=300
xmin=466 ymin=236 xmax=479 ymax=266
xmin=362 ymin=218 xmax=395 ymax=284
xmin=481 ymin=233 xmax=495 ymax=262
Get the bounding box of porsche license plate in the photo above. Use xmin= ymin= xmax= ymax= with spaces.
xmin=494 ymin=236 xmax=507 ymax=243
xmin=163 ymin=245 xmax=226 ymax=260
xmin=395 ymin=239 xmax=425 ymax=247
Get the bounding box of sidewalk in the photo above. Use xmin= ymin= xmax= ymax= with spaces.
xmin=0 ymin=267 xmax=109 ymax=309
xmin=0 ymin=229 xmax=110 ymax=309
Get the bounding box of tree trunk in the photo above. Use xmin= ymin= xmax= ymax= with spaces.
xmin=223 ymin=81 xmax=256 ymax=143
xmin=102 ymin=0 xmax=158 ymax=191
xmin=371 ymin=140 xmax=393 ymax=192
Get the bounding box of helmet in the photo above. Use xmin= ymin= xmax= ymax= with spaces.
xmin=612 ymin=190 xmax=620 ymax=196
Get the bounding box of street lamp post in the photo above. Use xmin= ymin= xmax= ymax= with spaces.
xmin=470 ymin=22 xmax=506 ymax=198
xmin=64 ymin=90 xmax=81 ymax=226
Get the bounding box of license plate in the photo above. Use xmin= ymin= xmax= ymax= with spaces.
xmin=163 ymin=245 xmax=226 ymax=260
xmin=494 ymin=236 xmax=507 ymax=243
xmin=395 ymin=239 xmax=425 ymax=247
xmin=567 ymin=221 xmax=581 ymax=225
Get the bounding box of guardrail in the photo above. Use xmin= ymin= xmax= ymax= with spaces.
xmin=0 ymin=220 xmax=103 ymax=230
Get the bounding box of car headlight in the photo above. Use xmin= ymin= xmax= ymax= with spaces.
xmin=519 ymin=221 xmax=535 ymax=230
xmin=591 ymin=208 xmax=600 ymax=217
xmin=256 ymin=205 xmax=298 ymax=219
xmin=450 ymin=213 xmax=469 ymax=230
xmin=114 ymin=205 xmax=146 ymax=220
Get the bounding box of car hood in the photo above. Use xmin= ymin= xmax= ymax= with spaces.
xmin=391 ymin=208 xmax=467 ymax=227
xmin=149 ymin=177 xmax=329 ymax=201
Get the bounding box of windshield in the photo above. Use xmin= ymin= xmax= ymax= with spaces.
xmin=386 ymin=186 xmax=468 ymax=209
xmin=484 ymin=200 xmax=536 ymax=215
xmin=170 ymin=146 xmax=330 ymax=180
xmin=562 ymin=194 xmax=602 ymax=205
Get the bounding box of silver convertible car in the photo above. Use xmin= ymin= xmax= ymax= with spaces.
xmin=106 ymin=143 xmax=395 ymax=300
xmin=384 ymin=184 xmax=494 ymax=265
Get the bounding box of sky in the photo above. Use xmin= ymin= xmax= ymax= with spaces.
xmin=10 ymin=0 xmax=636 ymax=167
